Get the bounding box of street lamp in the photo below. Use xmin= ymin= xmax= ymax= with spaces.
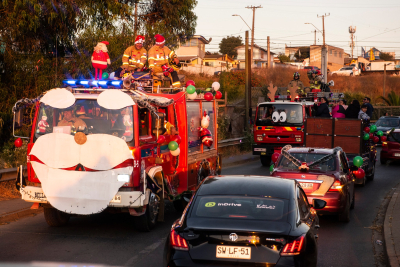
xmin=305 ymin=22 xmax=322 ymax=33
xmin=233 ymin=14 xmax=254 ymax=68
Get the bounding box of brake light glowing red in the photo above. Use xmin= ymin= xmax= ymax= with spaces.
xmin=170 ymin=230 xmax=189 ymax=251
xmin=281 ymin=235 xmax=305 ymax=256
xmin=329 ymin=180 xmax=342 ymax=192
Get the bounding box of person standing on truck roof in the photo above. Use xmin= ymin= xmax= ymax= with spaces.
xmin=287 ymin=72 xmax=307 ymax=96
xmin=115 ymin=35 xmax=147 ymax=78
xmin=314 ymin=97 xmax=331 ymax=118
xmin=363 ymin=97 xmax=374 ymax=118
xmin=148 ymin=34 xmax=181 ymax=88
xmin=358 ymin=104 xmax=370 ymax=120
xmin=345 ymin=99 xmax=361 ymax=119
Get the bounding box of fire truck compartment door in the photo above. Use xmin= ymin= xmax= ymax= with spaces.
xmin=40 ymin=88 xmax=75 ymax=109
xmin=97 ymin=89 xmax=135 ymax=110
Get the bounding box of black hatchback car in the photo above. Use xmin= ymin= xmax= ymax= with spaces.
xmin=163 ymin=175 xmax=326 ymax=267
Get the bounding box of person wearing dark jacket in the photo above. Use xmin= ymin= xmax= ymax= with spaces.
xmin=345 ymin=99 xmax=360 ymax=119
xmin=314 ymin=97 xmax=331 ymax=117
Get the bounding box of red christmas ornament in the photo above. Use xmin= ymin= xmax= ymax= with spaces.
xmin=157 ymin=135 xmax=166 ymax=144
xmin=381 ymin=136 xmax=387 ymax=142
xmin=373 ymin=136 xmax=379 ymax=143
xmin=369 ymin=133 xmax=374 ymax=139
xmin=353 ymin=168 xmax=365 ymax=179
xmin=185 ymin=80 xmax=195 ymax=87
xmin=204 ymin=92 xmax=213 ymax=101
xmin=14 ymin=138 xmax=22 ymax=148
xmin=200 ymin=128 xmax=213 ymax=148
xmin=271 ymin=152 xmax=280 ymax=163
xmin=364 ymin=127 xmax=370 ymax=133
xmin=172 ymin=135 xmax=181 ymax=145
xmin=215 ymin=91 xmax=223 ymax=99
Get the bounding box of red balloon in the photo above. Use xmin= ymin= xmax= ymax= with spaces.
xmin=369 ymin=133 xmax=374 ymax=139
xmin=381 ymin=136 xmax=387 ymax=142
xmin=157 ymin=135 xmax=166 ymax=144
xmin=204 ymin=92 xmax=213 ymax=101
xmin=364 ymin=127 xmax=370 ymax=133
xmin=271 ymin=152 xmax=280 ymax=163
xmin=14 ymin=138 xmax=22 ymax=148
xmin=172 ymin=135 xmax=181 ymax=145
xmin=373 ymin=136 xmax=379 ymax=143
xmin=353 ymin=168 xmax=365 ymax=179
xmin=185 ymin=80 xmax=195 ymax=87
xmin=215 ymin=91 xmax=223 ymax=99
xmin=203 ymin=139 xmax=213 ymax=147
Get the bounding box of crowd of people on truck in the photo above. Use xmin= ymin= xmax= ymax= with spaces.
xmin=313 ymin=96 xmax=375 ymax=120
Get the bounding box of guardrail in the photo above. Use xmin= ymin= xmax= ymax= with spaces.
xmin=0 ymin=137 xmax=247 ymax=182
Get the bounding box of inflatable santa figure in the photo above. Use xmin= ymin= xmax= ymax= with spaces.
xmin=201 ymin=110 xmax=210 ymax=129
xmin=38 ymin=110 xmax=49 ymax=134
xmin=200 ymin=128 xmax=213 ymax=148
xmin=123 ymin=114 xmax=133 ymax=136
xmin=92 ymin=41 xmax=111 ymax=80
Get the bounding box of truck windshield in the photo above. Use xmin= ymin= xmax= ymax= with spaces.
xmin=256 ymin=104 xmax=303 ymax=126
xmin=34 ymin=100 xmax=134 ymax=142
xmin=276 ymin=153 xmax=337 ymax=172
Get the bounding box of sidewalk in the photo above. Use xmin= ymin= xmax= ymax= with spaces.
xmin=222 ymin=152 xmax=259 ymax=167
xmin=0 ymin=198 xmax=43 ymax=224
xmin=385 ymin=186 xmax=400 ymax=267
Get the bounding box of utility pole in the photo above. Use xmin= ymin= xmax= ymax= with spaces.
xmin=246 ymin=5 xmax=262 ymax=68
xmin=134 ymin=1 xmax=138 ymax=36
xmin=245 ymin=31 xmax=250 ymax=130
xmin=317 ymin=13 xmax=330 ymax=83
xmin=383 ymin=64 xmax=387 ymax=98
xmin=267 ymin=36 xmax=271 ymax=68
xmin=349 ymin=26 xmax=356 ymax=59
xmin=314 ymin=30 xmax=316 ymax=45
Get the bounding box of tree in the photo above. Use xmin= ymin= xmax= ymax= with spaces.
xmin=219 ymin=36 xmax=243 ymax=58
xmin=378 ymin=91 xmax=400 ymax=106
xmin=278 ymin=53 xmax=290 ymax=63
xmin=380 ymin=52 xmax=395 ymax=61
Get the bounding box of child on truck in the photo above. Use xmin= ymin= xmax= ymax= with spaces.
xmin=358 ymin=104 xmax=370 ymax=120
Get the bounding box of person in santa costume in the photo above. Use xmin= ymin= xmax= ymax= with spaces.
xmin=91 ymin=41 xmax=111 ymax=80
xmin=115 ymin=35 xmax=148 ymax=78
xmin=148 ymin=34 xmax=182 ymax=87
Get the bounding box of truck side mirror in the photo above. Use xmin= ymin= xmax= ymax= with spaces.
xmin=13 ymin=109 xmax=30 ymax=140
xmin=151 ymin=112 xmax=165 ymax=137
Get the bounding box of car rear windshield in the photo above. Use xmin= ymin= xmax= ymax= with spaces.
xmin=191 ymin=195 xmax=287 ymax=221
xmin=256 ymin=104 xmax=303 ymax=126
xmin=375 ymin=118 xmax=400 ymax=127
xmin=276 ymin=152 xmax=337 ymax=172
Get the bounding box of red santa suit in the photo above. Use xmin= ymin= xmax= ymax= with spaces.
xmin=91 ymin=41 xmax=111 ymax=80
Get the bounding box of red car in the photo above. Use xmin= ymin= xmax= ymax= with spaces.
xmin=271 ymin=147 xmax=360 ymax=222
xmin=381 ymin=129 xmax=400 ymax=164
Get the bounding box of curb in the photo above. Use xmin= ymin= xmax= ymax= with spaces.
xmin=0 ymin=206 xmax=43 ymax=225
xmin=384 ymin=186 xmax=400 ymax=267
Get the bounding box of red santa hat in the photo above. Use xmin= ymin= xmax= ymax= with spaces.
xmin=135 ymin=35 xmax=145 ymax=44
xmin=100 ymin=41 xmax=109 ymax=46
xmin=155 ymin=34 xmax=165 ymax=45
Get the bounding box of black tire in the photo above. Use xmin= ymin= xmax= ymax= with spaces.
xmin=43 ymin=207 xmax=70 ymax=227
xmin=260 ymin=155 xmax=271 ymax=166
xmin=134 ymin=191 xmax=160 ymax=232
xmin=380 ymin=157 xmax=387 ymax=165
xmin=367 ymin=163 xmax=375 ymax=181
xmin=338 ymin=195 xmax=351 ymax=223
xmin=350 ymin=190 xmax=355 ymax=210
xmin=301 ymin=236 xmax=318 ymax=267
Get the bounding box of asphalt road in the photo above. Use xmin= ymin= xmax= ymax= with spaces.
xmin=0 ymin=148 xmax=399 ymax=267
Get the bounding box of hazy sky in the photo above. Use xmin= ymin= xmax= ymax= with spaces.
xmin=194 ymin=0 xmax=400 ymax=57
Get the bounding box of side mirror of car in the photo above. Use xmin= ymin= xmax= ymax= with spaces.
xmin=182 ymin=192 xmax=193 ymax=203
xmin=312 ymin=199 xmax=327 ymax=209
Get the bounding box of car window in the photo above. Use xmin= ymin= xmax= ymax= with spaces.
xmin=376 ymin=118 xmax=400 ymax=127
xmin=191 ymin=195 xmax=287 ymax=221
xmin=298 ymin=189 xmax=310 ymax=219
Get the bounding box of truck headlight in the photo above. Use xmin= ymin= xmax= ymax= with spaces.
xmin=257 ymin=137 xmax=263 ymax=141
xmin=296 ymin=138 xmax=302 ymax=142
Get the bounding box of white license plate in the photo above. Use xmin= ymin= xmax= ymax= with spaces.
xmin=395 ymin=153 xmax=400 ymax=157
xmin=254 ymin=148 xmax=266 ymax=152
xmin=110 ymin=195 xmax=121 ymax=203
xmin=300 ymin=183 xmax=313 ymax=188
xmin=216 ymin=246 xmax=251 ymax=259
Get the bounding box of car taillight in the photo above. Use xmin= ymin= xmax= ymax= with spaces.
xmin=170 ymin=230 xmax=189 ymax=251
xmin=281 ymin=235 xmax=305 ymax=256
xmin=329 ymin=180 xmax=342 ymax=192
xmin=382 ymin=142 xmax=387 ymax=147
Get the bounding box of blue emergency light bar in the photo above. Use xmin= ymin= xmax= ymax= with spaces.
xmin=62 ymin=79 xmax=123 ymax=89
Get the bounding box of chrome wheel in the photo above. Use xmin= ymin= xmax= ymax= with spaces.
xmin=148 ymin=192 xmax=159 ymax=224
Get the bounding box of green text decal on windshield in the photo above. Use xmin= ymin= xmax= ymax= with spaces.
xmin=205 ymin=202 xmax=216 ymax=207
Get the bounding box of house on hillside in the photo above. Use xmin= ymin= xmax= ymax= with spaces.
xmin=175 ymin=35 xmax=211 ymax=66
xmin=235 ymin=44 xmax=275 ymax=69
xmin=203 ymin=54 xmax=235 ymax=70
xmin=361 ymin=47 xmax=396 ymax=60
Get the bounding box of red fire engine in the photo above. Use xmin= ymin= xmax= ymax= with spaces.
xmin=13 ymin=82 xmax=221 ymax=231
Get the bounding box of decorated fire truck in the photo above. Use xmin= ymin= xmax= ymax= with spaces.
xmin=13 ymin=80 xmax=221 ymax=231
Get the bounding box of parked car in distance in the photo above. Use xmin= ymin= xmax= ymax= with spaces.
xmin=304 ymin=66 xmax=320 ymax=71
xmin=330 ymin=66 xmax=355 ymax=76
xmin=381 ymin=129 xmax=400 ymax=164
xmin=270 ymin=147 xmax=361 ymax=222
xmin=214 ymin=71 xmax=222 ymax=76
xmin=375 ymin=116 xmax=400 ymax=136
xmin=163 ymin=175 xmax=326 ymax=267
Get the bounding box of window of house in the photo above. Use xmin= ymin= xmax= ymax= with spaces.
xmin=139 ymin=108 xmax=150 ymax=136
xmin=375 ymin=51 xmax=379 ymax=56
xmin=339 ymin=52 xmax=342 ymax=58
xmin=330 ymin=50 xmax=332 ymax=55
xmin=334 ymin=50 xmax=337 ymax=57
xmin=190 ymin=39 xmax=198 ymax=46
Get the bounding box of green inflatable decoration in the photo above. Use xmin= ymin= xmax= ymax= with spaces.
xmin=370 ymin=125 xmax=377 ymax=133
xmin=168 ymin=141 xmax=179 ymax=151
xmin=377 ymin=130 xmax=383 ymax=137
xmin=353 ymin=156 xmax=363 ymax=168
xmin=363 ymin=133 xmax=370 ymax=140
xmin=205 ymin=88 xmax=212 ymax=91
xmin=269 ymin=164 xmax=274 ymax=173
xmin=102 ymin=72 xmax=109 ymax=79
xmin=186 ymin=85 xmax=196 ymax=94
